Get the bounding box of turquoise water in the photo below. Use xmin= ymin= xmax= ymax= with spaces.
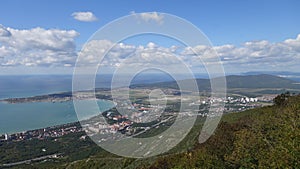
xmin=0 ymin=100 xmax=114 ymax=134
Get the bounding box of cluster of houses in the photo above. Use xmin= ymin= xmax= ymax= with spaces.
xmin=0 ymin=124 xmax=82 ymax=142
xmin=83 ymin=102 xmax=164 ymax=138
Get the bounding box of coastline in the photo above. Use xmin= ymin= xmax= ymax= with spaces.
xmin=0 ymin=88 xmax=113 ymax=104
xmin=0 ymin=98 xmax=115 ymax=140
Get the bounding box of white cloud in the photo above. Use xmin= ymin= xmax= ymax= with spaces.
xmin=182 ymin=34 xmax=300 ymax=72
xmin=0 ymin=25 xmax=79 ymax=67
xmin=283 ymin=34 xmax=300 ymax=52
xmin=77 ymin=40 xmax=182 ymax=70
xmin=75 ymin=34 xmax=300 ymax=73
xmin=130 ymin=11 xmax=164 ymax=24
xmin=72 ymin=11 xmax=98 ymax=22
xmin=77 ymin=40 xmax=114 ymax=66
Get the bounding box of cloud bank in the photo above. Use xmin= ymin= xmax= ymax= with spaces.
xmin=77 ymin=34 xmax=300 ymax=72
xmin=0 ymin=23 xmax=300 ymax=73
xmin=0 ymin=25 xmax=79 ymax=67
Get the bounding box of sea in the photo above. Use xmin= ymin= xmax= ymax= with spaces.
xmin=0 ymin=101 xmax=113 ymax=134
xmin=0 ymin=75 xmax=114 ymax=135
xmin=0 ymin=74 xmax=191 ymax=135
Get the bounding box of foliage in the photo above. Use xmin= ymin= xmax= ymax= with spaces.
xmin=148 ymin=94 xmax=300 ymax=169
xmin=273 ymin=91 xmax=290 ymax=106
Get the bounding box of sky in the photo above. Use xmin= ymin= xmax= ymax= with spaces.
xmin=0 ymin=0 xmax=299 ymax=74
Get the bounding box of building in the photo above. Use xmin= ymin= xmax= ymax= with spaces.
xmin=4 ymin=133 xmax=9 ymax=141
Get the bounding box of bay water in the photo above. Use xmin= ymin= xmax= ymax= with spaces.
xmin=0 ymin=101 xmax=114 ymax=135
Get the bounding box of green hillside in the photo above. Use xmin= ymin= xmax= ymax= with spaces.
xmin=143 ymin=93 xmax=300 ymax=169
xmin=60 ymin=94 xmax=300 ymax=168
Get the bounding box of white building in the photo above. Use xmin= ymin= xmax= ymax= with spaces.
xmin=4 ymin=133 xmax=9 ymax=141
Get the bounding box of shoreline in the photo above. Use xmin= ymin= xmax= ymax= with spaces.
xmin=0 ymin=88 xmax=112 ymax=104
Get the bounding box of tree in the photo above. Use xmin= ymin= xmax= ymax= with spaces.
xmin=273 ymin=92 xmax=290 ymax=106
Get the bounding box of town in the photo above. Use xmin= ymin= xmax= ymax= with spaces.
xmin=0 ymin=123 xmax=82 ymax=142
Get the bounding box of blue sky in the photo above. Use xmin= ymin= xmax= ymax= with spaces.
xmin=1 ymin=0 xmax=299 ymax=46
xmin=0 ymin=0 xmax=299 ymax=74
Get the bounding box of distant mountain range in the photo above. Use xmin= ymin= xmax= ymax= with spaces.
xmin=242 ymin=71 xmax=300 ymax=82
xmin=131 ymin=74 xmax=300 ymax=92
xmin=223 ymin=74 xmax=299 ymax=89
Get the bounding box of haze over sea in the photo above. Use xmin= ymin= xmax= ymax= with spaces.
xmin=0 ymin=74 xmax=185 ymax=100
